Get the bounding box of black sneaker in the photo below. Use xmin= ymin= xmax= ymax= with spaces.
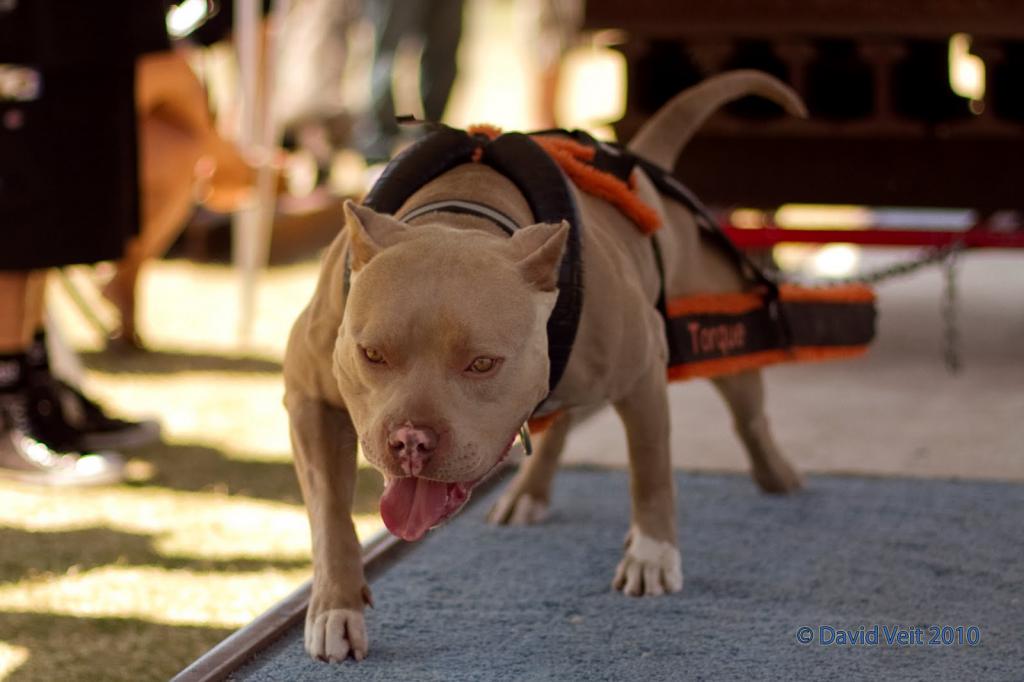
xmin=49 ymin=379 xmax=162 ymax=451
xmin=0 ymin=393 xmax=124 ymax=486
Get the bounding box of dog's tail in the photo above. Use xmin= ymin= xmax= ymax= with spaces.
xmin=626 ymin=70 xmax=807 ymax=170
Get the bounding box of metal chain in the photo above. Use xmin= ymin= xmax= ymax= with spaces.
xmin=761 ymin=240 xmax=969 ymax=373
xmin=687 ymin=171 xmax=971 ymax=371
xmin=942 ymin=247 xmax=962 ymax=373
xmin=769 ymin=240 xmax=967 ymax=287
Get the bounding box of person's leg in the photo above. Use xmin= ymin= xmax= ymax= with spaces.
xmin=0 ymin=268 xmax=41 ymax=390
xmin=0 ymin=274 xmax=33 ymax=470
xmin=22 ymin=271 xmax=46 ymax=343
xmin=276 ymin=0 xmax=351 ymax=128
xmin=18 ymin=270 xmax=48 ymax=374
xmin=105 ymin=115 xmax=202 ymax=347
xmin=362 ymin=0 xmax=415 ymax=161
xmin=1 ymin=269 xmax=46 ymax=386
xmin=277 ymin=0 xmax=357 ymax=183
xmin=533 ymin=0 xmax=584 ymax=128
xmin=419 ymin=0 xmax=465 ymax=123
xmin=12 ymin=270 xmax=162 ymax=457
xmin=0 ymin=272 xmax=126 ymax=485
xmin=536 ymin=61 xmax=561 ymax=130
xmin=106 ymin=50 xmax=260 ymax=347
xmin=0 ymin=272 xmax=32 ymax=354
xmin=0 ymin=273 xmax=32 ymax=427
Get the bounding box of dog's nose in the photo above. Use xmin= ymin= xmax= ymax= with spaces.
xmin=387 ymin=423 xmax=438 ymax=476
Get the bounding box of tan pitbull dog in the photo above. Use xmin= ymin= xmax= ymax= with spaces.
xmin=284 ymin=71 xmax=807 ymax=662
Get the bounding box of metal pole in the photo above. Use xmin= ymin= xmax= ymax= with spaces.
xmin=232 ymin=0 xmax=260 ymax=346
xmin=232 ymin=0 xmax=289 ymax=346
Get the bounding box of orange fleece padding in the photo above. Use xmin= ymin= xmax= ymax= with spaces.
xmin=667 ymin=291 xmax=765 ymax=317
xmin=668 ymin=349 xmax=790 ymax=382
xmin=667 ymin=345 xmax=869 ymax=382
xmin=667 ymin=284 xmax=875 ymax=318
xmin=777 ymin=283 xmax=875 ymax=304
xmin=467 ymin=124 xmax=502 ymax=140
xmin=465 ymin=127 xmax=662 ymax=233
xmin=529 ymin=136 xmax=663 ymax=235
xmin=527 ymin=411 xmax=563 ymax=434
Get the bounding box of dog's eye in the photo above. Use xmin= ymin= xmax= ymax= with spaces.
xmin=467 ymin=357 xmax=498 ymax=373
xmin=362 ymin=347 xmax=385 ymax=364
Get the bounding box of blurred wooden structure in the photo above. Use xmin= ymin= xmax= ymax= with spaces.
xmin=586 ymin=0 xmax=1024 ymax=213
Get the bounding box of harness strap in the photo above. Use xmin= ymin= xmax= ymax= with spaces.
xmin=631 ymin=156 xmax=780 ymax=295
xmin=483 ymin=133 xmax=584 ymax=400
xmin=649 ymin=235 xmax=676 ymax=357
xmin=539 ymin=128 xmax=780 ymax=291
xmin=624 ymin=152 xmax=793 ymax=349
xmin=535 ymin=128 xmax=792 ymax=348
xmin=534 ymin=129 xmax=639 ymax=185
xmin=363 ymin=126 xmax=481 ymax=211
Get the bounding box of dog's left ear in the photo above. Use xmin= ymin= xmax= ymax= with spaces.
xmin=344 ymin=200 xmax=408 ymax=271
xmin=507 ymin=221 xmax=570 ymax=292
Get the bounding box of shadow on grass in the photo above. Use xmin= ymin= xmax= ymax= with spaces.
xmin=0 ymin=610 xmax=233 ymax=682
xmin=130 ymin=441 xmax=384 ymax=515
xmin=0 ymin=527 xmax=311 ymax=584
xmin=79 ymin=348 xmax=282 ymax=375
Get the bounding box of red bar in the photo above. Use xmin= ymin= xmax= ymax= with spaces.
xmin=720 ymin=225 xmax=1024 ymax=249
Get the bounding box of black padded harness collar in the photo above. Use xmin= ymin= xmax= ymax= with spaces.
xmin=355 ymin=126 xmax=584 ymax=398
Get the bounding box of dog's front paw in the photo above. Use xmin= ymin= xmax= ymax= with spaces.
xmin=305 ymin=608 xmax=368 ymax=662
xmin=487 ymin=490 xmax=549 ymax=526
xmin=305 ymin=582 xmax=372 ymax=663
xmin=612 ymin=528 xmax=683 ymax=597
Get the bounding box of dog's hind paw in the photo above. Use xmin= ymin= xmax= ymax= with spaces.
xmin=305 ymin=608 xmax=368 ymax=662
xmin=487 ymin=492 xmax=549 ymax=526
xmin=612 ymin=528 xmax=683 ymax=597
xmin=752 ymin=457 xmax=804 ymax=494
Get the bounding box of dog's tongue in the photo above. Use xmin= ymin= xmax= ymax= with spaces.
xmin=380 ymin=477 xmax=449 ymax=541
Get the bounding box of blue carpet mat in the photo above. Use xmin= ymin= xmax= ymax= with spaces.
xmin=231 ymin=470 xmax=1023 ymax=681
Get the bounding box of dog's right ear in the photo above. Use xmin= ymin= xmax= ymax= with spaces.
xmin=344 ymin=200 xmax=408 ymax=271
xmin=506 ymin=221 xmax=570 ymax=292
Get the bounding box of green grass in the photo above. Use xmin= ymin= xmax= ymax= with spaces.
xmin=0 ymin=260 xmax=384 ymax=681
